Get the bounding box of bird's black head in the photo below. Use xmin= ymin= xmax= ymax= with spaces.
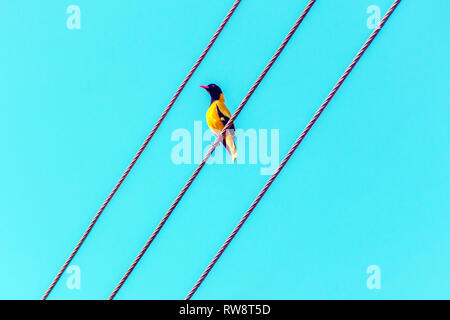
xmin=200 ymin=83 xmax=223 ymax=102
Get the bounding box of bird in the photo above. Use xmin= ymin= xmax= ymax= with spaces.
xmin=200 ymin=84 xmax=237 ymax=162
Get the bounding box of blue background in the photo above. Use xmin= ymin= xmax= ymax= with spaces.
xmin=1 ymin=0 xmax=449 ymax=299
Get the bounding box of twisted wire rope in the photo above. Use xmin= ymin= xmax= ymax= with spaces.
xmin=42 ymin=0 xmax=243 ymax=300
xmin=109 ymin=0 xmax=317 ymax=300
xmin=185 ymin=0 xmax=402 ymax=300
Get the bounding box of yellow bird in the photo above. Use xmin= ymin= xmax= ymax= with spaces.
xmin=200 ymin=84 xmax=237 ymax=162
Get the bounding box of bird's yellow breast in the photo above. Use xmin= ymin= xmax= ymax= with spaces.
xmin=206 ymin=95 xmax=231 ymax=133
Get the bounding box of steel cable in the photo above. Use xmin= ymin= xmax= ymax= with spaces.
xmin=42 ymin=0 xmax=243 ymax=300
xmin=109 ymin=0 xmax=317 ymax=300
xmin=185 ymin=0 xmax=402 ymax=300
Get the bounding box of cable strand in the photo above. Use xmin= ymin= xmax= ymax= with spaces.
xmin=185 ymin=0 xmax=402 ymax=300
xmin=41 ymin=0 xmax=242 ymax=300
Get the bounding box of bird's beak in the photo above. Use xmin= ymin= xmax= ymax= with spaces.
xmin=199 ymin=85 xmax=209 ymax=90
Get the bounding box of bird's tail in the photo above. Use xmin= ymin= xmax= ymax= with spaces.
xmin=223 ymin=131 xmax=237 ymax=163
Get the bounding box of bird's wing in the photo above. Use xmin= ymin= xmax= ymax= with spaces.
xmin=216 ymin=101 xmax=231 ymax=118
xmin=215 ymin=104 xmax=236 ymax=147
xmin=216 ymin=103 xmax=235 ymax=132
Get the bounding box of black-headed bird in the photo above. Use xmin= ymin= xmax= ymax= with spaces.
xmin=200 ymin=84 xmax=237 ymax=162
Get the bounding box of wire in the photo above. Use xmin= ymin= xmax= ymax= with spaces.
xmin=185 ymin=0 xmax=402 ymax=300
xmin=41 ymin=0 xmax=242 ymax=300
xmin=108 ymin=0 xmax=317 ymax=300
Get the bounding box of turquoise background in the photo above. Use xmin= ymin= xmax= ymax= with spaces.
xmin=1 ymin=0 xmax=449 ymax=299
